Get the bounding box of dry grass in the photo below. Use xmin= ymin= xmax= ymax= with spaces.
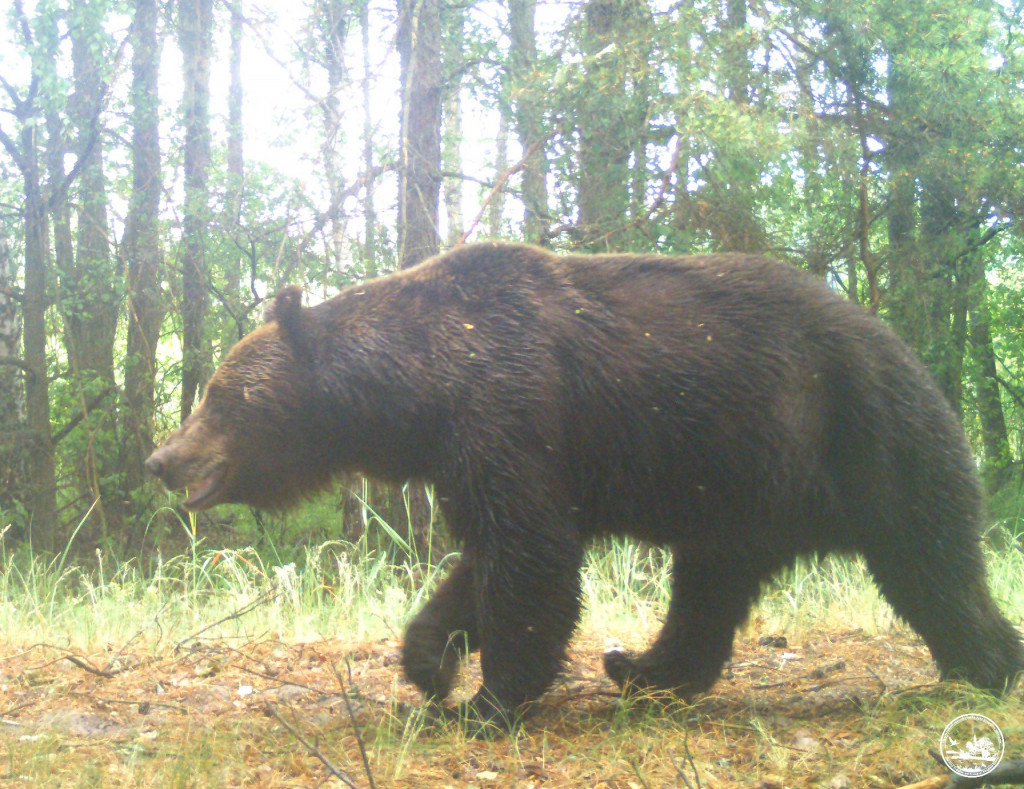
xmin=0 ymin=538 xmax=1021 ymax=787
xmin=1 ymin=614 xmax=1021 ymax=786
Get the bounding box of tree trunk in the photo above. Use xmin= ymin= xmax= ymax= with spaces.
xmin=919 ymin=179 xmax=965 ymax=415
xmin=577 ymin=0 xmax=647 ymax=251
xmin=57 ymin=4 xmax=120 ymax=539
xmin=488 ymin=114 xmax=507 ymax=239
xmin=967 ymin=254 xmax=1011 ymax=483
xmin=121 ymin=0 xmax=166 ymax=509
xmin=885 ymin=48 xmax=927 ymax=355
xmin=395 ymin=0 xmax=443 ymax=549
xmin=0 ymin=237 xmax=26 ymax=528
xmin=442 ymin=0 xmax=465 ymax=245
xmin=508 ymin=0 xmax=549 ymax=244
xmin=179 ymin=0 xmax=213 ymax=421
xmin=359 ymin=0 xmax=377 ymax=275
xmin=319 ymin=0 xmax=348 ymax=277
xmin=709 ymin=0 xmax=761 ymax=253
xmin=21 ymin=126 xmax=59 ymax=553
xmin=223 ymin=0 xmax=244 ymax=346
xmin=722 ymin=0 xmax=749 ymax=104
xmin=397 ymin=0 xmax=442 ymax=269
xmin=0 ymin=238 xmax=22 ymax=422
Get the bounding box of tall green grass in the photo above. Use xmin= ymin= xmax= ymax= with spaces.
xmin=1 ymin=527 xmax=1020 ymax=654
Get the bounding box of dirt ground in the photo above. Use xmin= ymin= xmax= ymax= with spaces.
xmin=0 ymin=628 xmax=1019 ymax=787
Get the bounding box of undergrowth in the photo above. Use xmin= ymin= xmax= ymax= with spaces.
xmin=1 ymin=511 xmax=1022 ymax=654
xmin=1 ymin=506 xmax=1022 ymax=788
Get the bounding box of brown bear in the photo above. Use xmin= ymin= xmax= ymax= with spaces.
xmin=147 ymin=242 xmax=1023 ymax=729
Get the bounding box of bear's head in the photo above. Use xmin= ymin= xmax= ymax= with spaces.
xmin=146 ymin=286 xmax=333 ymax=511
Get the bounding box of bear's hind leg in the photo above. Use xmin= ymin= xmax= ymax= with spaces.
xmin=402 ymin=559 xmax=479 ymax=702
xmin=863 ymin=537 xmax=1024 ymax=693
xmin=605 ymin=551 xmax=775 ymax=697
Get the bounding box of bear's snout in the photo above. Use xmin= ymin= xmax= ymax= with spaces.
xmin=145 ymin=448 xmax=169 ymax=479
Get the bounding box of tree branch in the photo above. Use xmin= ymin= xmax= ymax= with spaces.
xmin=455 ymin=138 xmax=546 ymax=245
xmin=51 ymin=384 xmax=115 ymax=445
xmin=0 ymin=356 xmax=37 ymax=384
xmin=0 ymin=123 xmax=27 ymax=173
xmin=44 ymin=24 xmax=134 ymax=214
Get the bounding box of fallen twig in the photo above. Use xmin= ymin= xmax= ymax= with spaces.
xmin=63 ymin=653 xmax=121 ymax=678
xmin=264 ymin=701 xmax=362 ymax=789
xmin=673 ymin=724 xmax=702 ymax=789
xmin=66 ymin=692 xmax=186 ymax=713
xmin=333 ymin=659 xmax=377 ymax=789
xmin=175 ymin=588 xmax=280 ymax=649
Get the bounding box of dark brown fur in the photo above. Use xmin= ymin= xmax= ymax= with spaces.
xmin=148 ymin=242 xmax=1024 ymax=727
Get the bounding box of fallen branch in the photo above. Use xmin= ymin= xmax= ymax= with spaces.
xmin=332 ymin=660 xmax=377 ymax=789
xmin=63 ymin=653 xmax=122 ymax=679
xmin=675 ymin=723 xmax=702 ymax=789
xmin=174 ymin=587 xmax=280 ymax=650
xmin=67 ymin=692 xmax=185 ymax=713
xmin=264 ymin=702 xmax=362 ymax=789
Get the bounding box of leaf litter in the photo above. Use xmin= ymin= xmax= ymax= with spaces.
xmin=0 ymin=626 xmax=1020 ymax=787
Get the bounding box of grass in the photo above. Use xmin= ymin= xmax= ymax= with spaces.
xmin=0 ymin=516 xmax=1022 ymax=787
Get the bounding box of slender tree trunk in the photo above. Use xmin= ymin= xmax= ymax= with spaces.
xmin=0 ymin=237 xmax=26 ymax=526
xmin=56 ymin=5 xmax=119 ymax=538
xmin=967 ymin=254 xmax=1011 ymax=482
xmin=919 ymin=180 xmax=965 ymax=415
xmin=711 ymin=0 xmax=761 ymax=252
xmin=578 ymin=0 xmax=628 ymax=250
xmin=443 ymin=102 xmax=465 ymax=243
xmin=508 ymin=0 xmax=549 ymax=244
xmin=179 ymin=0 xmax=213 ymax=421
xmin=359 ymin=0 xmax=377 ymax=274
xmin=795 ymin=60 xmax=829 ymax=279
xmin=0 ymin=239 xmax=22 ymax=422
xmin=488 ymin=114 xmax=507 ymax=239
xmin=223 ymin=0 xmax=244 ymax=345
xmin=885 ymin=43 xmax=967 ymax=414
xmin=68 ymin=7 xmax=117 ymax=386
xmin=885 ymin=48 xmax=925 ymax=351
xmin=577 ymin=0 xmax=646 ymax=251
xmin=121 ymin=0 xmax=166 ymax=507
xmin=395 ymin=0 xmax=443 ymax=549
xmin=21 ymin=127 xmax=58 ymax=553
xmin=442 ymin=0 xmax=464 ymax=245
xmin=320 ymin=0 xmax=348 ymax=277
xmin=723 ymin=0 xmax=749 ymax=103
xmin=397 ymin=0 xmax=442 ymax=269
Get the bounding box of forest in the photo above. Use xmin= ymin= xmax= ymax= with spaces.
xmin=1 ymin=0 xmax=1024 ymax=558
xmin=3 ymin=2 xmax=1024 ymax=786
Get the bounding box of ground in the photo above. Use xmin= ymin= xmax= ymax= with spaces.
xmin=2 ymin=625 xmax=1019 ymax=788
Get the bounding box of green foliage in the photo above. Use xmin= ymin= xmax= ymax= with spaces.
xmin=2 ymin=0 xmax=1024 ymax=552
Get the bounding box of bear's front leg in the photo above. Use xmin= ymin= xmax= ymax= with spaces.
xmin=463 ymin=532 xmax=585 ymax=733
xmin=402 ymin=559 xmax=479 ymax=701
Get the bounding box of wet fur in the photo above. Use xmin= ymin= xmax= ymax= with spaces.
xmin=149 ymin=242 xmax=1024 ymax=725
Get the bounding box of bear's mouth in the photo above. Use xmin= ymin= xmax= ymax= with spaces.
xmin=183 ymin=464 xmax=227 ymax=510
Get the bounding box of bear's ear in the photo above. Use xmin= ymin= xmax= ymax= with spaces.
xmin=266 ymin=284 xmax=301 ymax=329
xmin=266 ymin=285 xmax=306 ymax=344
